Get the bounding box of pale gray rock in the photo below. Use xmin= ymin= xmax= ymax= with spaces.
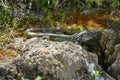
xmin=15 ymin=38 xmax=115 ymax=80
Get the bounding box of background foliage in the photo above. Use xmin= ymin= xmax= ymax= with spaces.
xmin=0 ymin=0 xmax=120 ymax=30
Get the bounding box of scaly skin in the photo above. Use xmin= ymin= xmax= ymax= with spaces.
xmin=26 ymin=28 xmax=77 ymax=42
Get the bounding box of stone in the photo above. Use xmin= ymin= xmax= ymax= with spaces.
xmin=108 ymin=44 xmax=120 ymax=80
xmin=1 ymin=25 xmax=120 ymax=80
xmin=100 ymin=28 xmax=120 ymax=69
xmin=0 ymin=61 xmax=20 ymax=80
xmin=22 ymin=27 xmax=120 ymax=79
xmin=15 ymin=38 xmax=114 ymax=80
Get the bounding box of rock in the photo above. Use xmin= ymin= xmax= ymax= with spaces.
xmin=70 ymin=26 xmax=120 ymax=80
xmin=0 ymin=61 xmax=20 ymax=80
xmin=114 ymin=44 xmax=120 ymax=61
xmin=73 ymin=30 xmax=105 ymax=70
xmin=15 ymin=38 xmax=114 ymax=80
xmin=99 ymin=20 xmax=120 ymax=79
xmin=100 ymin=28 xmax=120 ymax=69
xmin=1 ymin=25 xmax=120 ymax=80
xmin=108 ymin=44 xmax=120 ymax=80
xmin=107 ymin=20 xmax=120 ymax=32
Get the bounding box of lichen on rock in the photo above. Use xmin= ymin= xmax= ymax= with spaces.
xmin=15 ymin=37 xmax=114 ymax=80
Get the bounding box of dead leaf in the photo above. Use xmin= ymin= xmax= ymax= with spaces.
xmin=0 ymin=50 xmax=4 ymax=60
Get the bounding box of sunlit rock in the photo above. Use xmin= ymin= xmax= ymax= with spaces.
xmin=15 ymin=38 xmax=114 ymax=80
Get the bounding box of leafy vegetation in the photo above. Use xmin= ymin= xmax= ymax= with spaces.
xmin=0 ymin=5 xmax=11 ymax=29
xmin=0 ymin=0 xmax=120 ymax=29
xmin=35 ymin=76 xmax=42 ymax=80
xmin=93 ymin=68 xmax=101 ymax=77
xmin=0 ymin=0 xmax=119 ymax=46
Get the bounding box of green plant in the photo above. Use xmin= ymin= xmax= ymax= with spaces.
xmin=0 ymin=0 xmax=12 ymax=29
xmin=112 ymin=0 xmax=120 ymax=8
xmin=93 ymin=68 xmax=101 ymax=77
xmin=35 ymin=76 xmax=42 ymax=80
xmin=39 ymin=0 xmax=57 ymax=11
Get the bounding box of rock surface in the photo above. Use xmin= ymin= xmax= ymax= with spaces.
xmin=77 ymin=22 xmax=120 ymax=80
xmin=108 ymin=44 xmax=120 ymax=80
xmin=100 ymin=28 xmax=120 ymax=66
xmin=14 ymin=37 xmax=114 ymax=80
xmin=1 ymin=24 xmax=120 ymax=79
